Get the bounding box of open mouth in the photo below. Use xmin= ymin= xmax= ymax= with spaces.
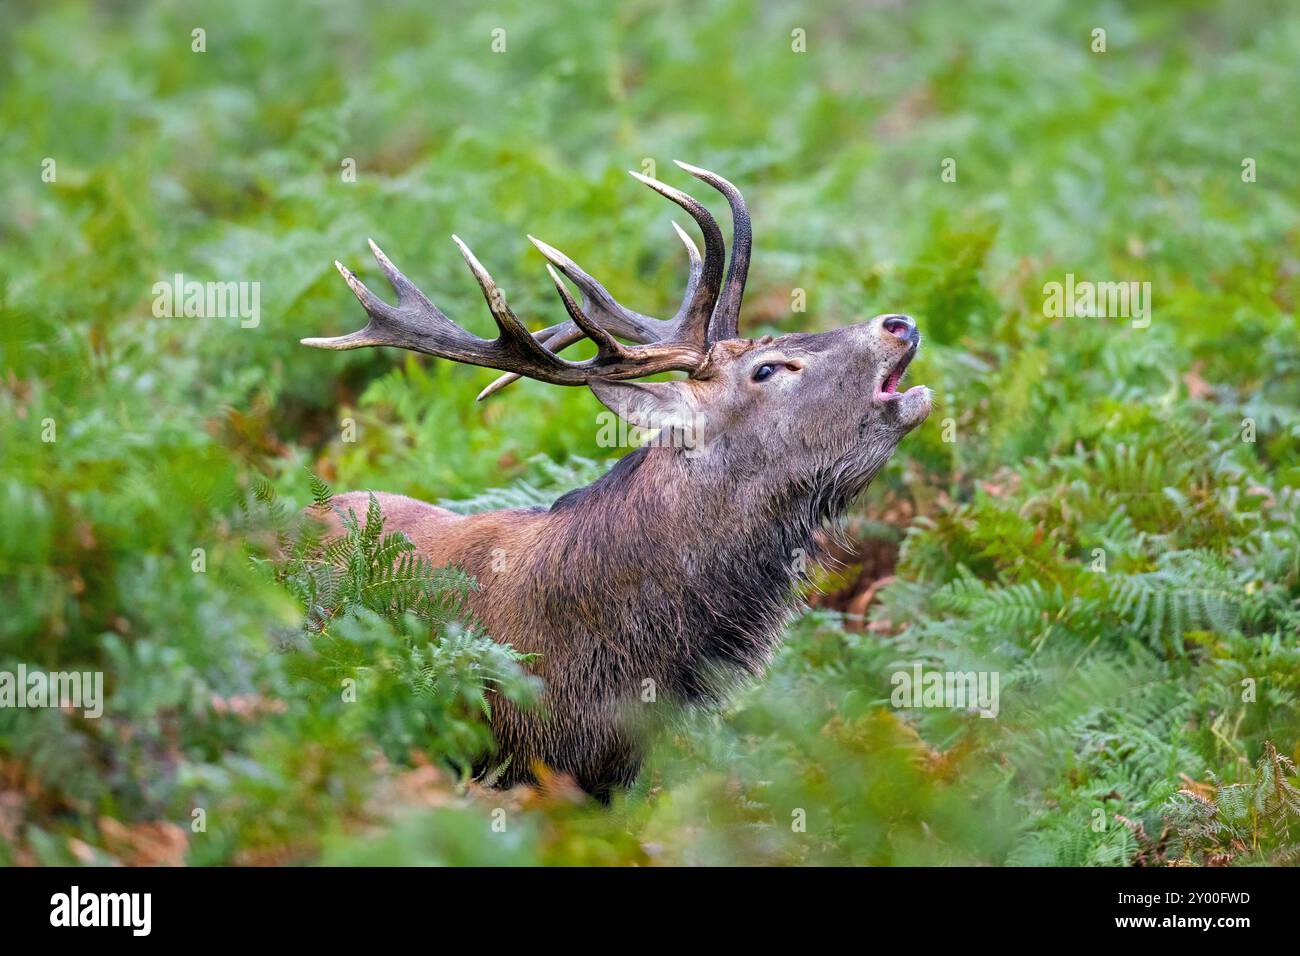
xmin=876 ymin=345 xmax=918 ymax=401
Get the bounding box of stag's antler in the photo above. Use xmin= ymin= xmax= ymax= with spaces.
xmin=478 ymin=163 xmax=753 ymax=399
xmin=303 ymin=163 xmax=753 ymax=398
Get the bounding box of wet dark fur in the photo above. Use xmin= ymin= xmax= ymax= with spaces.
xmin=325 ymin=430 xmax=901 ymax=799
xmin=320 ymin=322 xmax=928 ymax=798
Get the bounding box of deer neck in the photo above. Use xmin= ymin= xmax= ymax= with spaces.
xmin=540 ymin=447 xmax=831 ymax=699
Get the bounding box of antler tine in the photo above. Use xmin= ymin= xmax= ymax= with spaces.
xmin=299 ymin=261 xmax=394 ymax=350
xmin=543 ymin=264 xmax=629 ymax=358
xmin=674 ymin=161 xmax=750 ymax=341
xmin=303 ymin=242 xmax=467 ymax=352
xmin=477 ymin=221 xmax=708 ymax=401
xmin=367 ymin=237 xmax=432 ymax=307
xmin=670 ymin=220 xmax=704 ymax=321
xmin=480 ymin=173 xmax=721 ymax=402
xmin=450 ymin=235 xmax=575 ymax=368
xmin=526 ymin=235 xmax=660 ymax=341
xmin=627 ymin=169 xmax=724 ymax=345
xmin=528 ymin=220 xmax=704 ymax=336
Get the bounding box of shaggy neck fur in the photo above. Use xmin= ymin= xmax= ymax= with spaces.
xmin=537 ymin=443 xmax=873 ymax=700
xmin=477 ymin=436 xmax=899 ymax=796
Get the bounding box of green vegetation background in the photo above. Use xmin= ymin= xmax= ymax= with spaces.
xmin=2 ymin=0 xmax=1298 ymax=865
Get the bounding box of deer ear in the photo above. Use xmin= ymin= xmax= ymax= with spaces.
xmin=588 ymin=379 xmax=697 ymax=433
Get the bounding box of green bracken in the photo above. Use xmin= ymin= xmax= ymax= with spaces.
xmin=0 ymin=0 xmax=1296 ymax=865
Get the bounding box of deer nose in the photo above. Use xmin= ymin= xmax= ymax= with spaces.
xmin=880 ymin=314 xmax=918 ymax=345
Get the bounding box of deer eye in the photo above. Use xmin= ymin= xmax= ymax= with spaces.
xmin=752 ymin=363 xmax=777 ymax=382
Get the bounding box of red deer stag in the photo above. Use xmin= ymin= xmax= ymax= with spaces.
xmin=303 ymin=163 xmax=930 ymax=799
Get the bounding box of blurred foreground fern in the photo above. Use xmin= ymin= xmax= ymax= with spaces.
xmin=249 ymin=475 xmax=540 ymax=779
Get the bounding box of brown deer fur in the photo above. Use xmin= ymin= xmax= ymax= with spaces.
xmin=306 ymin=168 xmax=930 ymax=798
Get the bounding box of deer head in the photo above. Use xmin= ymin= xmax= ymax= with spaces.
xmin=303 ymin=162 xmax=930 ymax=511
